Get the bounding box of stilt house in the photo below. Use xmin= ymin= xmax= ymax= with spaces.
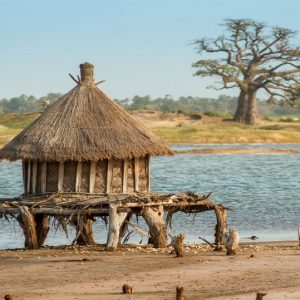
xmin=0 ymin=63 xmax=173 ymax=195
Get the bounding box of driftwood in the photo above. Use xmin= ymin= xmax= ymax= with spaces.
xmin=122 ymin=283 xmax=133 ymax=294
xmin=173 ymin=233 xmax=185 ymax=257
xmin=141 ymin=206 xmax=167 ymax=248
xmin=106 ymin=203 xmax=128 ymax=251
xmin=176 ymin=286 xmax=186 ymax=300
xmin=198 ymin=236 xmax=215 ymax=248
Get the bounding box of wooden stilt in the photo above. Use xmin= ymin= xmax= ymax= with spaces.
xmin=71 ymin=215 xmax=95 ymax=245
xmin=141 ymin=206 xmax=168 ymax=248
xmin=214 ymin=205 xmax=227 ymax=251
xmin=106 ymin=203 xmax=128 ymax=251
xmin=35 ymin=214 xmax=49 ymax=247
xmin=17 ymin=206 xmax=38 ymax=249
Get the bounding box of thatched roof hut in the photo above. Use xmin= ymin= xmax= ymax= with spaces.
xmin=0 ymin=63 xmax=173 ymax=195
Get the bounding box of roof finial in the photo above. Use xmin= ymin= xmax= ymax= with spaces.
xmin=80 ymin=62 xmax=94 ymax=84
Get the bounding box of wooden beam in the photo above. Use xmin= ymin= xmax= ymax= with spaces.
xmin=26 ymin=160 xmax=31 ymax=194
xmin=106 ymin=160 xmax=113 ymax=193
xmin=22 ymin=161 xmax=27 ymax=194
xmin=89 ymin=161 xmax=97 ymax=193
xmin=41 ymin=162 xmax=47 ymax=193
xmin=58 ymin=162 xmax=64 ymax=192
xmin=134 ymin=158 xmax=139 ymax=192
xmin=122 ymin=160 xmax=128 ymax=193
xmin=75 ymin=161 xmax=82 ymax=193
xmin=32 ymin=161 xmax=38 ymax=194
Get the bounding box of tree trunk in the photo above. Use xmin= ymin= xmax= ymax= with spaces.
xmin=35 ymin=214 xmax=49 ymax=247
xmin=234 ymin=89 xmax=260 ymax=124
xmin=142 ymin=206 xmax=167 ymax=248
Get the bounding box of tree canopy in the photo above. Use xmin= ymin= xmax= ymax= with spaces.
xmin=192 ymin=19 xmax=300 ymax=124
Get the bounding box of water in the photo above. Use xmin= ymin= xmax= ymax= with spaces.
xmin=0 ymin=145 xmax=300 ymax=249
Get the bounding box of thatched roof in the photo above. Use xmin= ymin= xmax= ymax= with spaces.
xmin=0 ymin=63 xmax=173 ymax=161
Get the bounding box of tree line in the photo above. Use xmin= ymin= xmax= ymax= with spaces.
xmin=0 ymin=93 xmax=296 ymax=117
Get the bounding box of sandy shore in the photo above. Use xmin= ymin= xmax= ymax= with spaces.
xmin=0 ymin=241 xmax=300 ymax=299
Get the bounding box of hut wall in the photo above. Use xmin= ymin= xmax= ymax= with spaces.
xmin=22 ymin=156 xmax=150 ymax=195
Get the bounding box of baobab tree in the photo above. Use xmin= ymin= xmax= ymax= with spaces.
xmin=192 ymin=19 xmax=300 ymax=124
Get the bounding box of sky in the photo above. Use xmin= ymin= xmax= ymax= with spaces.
xmin=1 ymin=0 xmax=300 ymax=100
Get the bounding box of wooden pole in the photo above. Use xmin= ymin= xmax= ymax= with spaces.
xmin=41 ymin=162 xmax=47 ymax=193
xmin=32 ymin=161 xmax=38 ymax=194
xmin=214 ymin=206 xmax=227 ymax=251
xmin=89 ymin=161 xmax=96 ymax=193
xmin=141 ymin=206 xmax=168 ymax=248
xmin=298 ymin=226 xmax=300 ymax=247
xmin=106 ymin=160 xmax=113 ymax=193
xmin=58 ymin=162 xmax=64 ymax=192
xmin=147 ymin=156 xmax=151 ymax=191
xmin=26 ymin=160 xmax=31 ymax=194
xmin=106 ymin=203 xmax=128 ymax=251
xmin=75 ymin=161 xmax=82 ymax=192
xmin=134 ymin=158 xmax=139 ymax=192
xmin=122 ymin=160 xmax=128 ymax=193
xmin=22 ymin=161 xmax=27 ymax=194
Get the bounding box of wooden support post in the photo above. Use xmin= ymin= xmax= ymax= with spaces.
xmin=41 ymin=162 xmax=47 ymax=193
xmin=35 ymin=214 xmax=49 ymax=247
xmin=106 ymin=203 xmax=128 ymax=251
xmin=141 ymin=206 xmax=168 ymax=248
xmin=32 ymin=161 xmax=38 ymax=194
xmin=134 ymin=158 xmax=139 ymax=192
xmin=298 ymin=227 xmax=300 ymax=247
xmin=106 ymin=160 xmax=113 ymax=193
xmin=17 ymin=206 xmax=38 ymax=249
xmin=72 ymin=215 xmax=95 ymax=245
xmin=147 ymin=156 xmax=151 ymax=191
xmin=89 ymin=161 xmax=96 ymax=193
xmin=214 ymin=206 xmax=227 ymax=251
xmin=58 ymin=162 xmax=64 ymax=192
xmin=75 ymin=161 xmax=82 ymax=192
xmin=22 ymin=161 xmax=27 ymax=194
xmin=122 ymin=160 xmax=128 ymax=193
xmin=26 ymin=160 xmax=31 ymax=194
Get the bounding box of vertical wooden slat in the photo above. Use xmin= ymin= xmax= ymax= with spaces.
xmin=75 ymin=161 xmax=82 ymax=193
xmin=22 ymin=161 xmax=27 ymax=194
xmin=147 ymin=156 xmax=151 ymax=192
xmin=134 ymin=158 xmax=139 ymax=192
xmin=122 ymin=160 xmax=128 ymax=193
xmin=27 ymin=160 xmax=31 ymax=194
xmin=106 ymin=160 xmax=113 ymax=193
xmin=89 ymin=161 xmax=97 ymax=193
xmin=58 ymin=162 xmax=64 ymax=192
xmin=32 ymin=161 xmax=38 ymax=194
xmin=41 ymin=162 xmax=47 ymax=193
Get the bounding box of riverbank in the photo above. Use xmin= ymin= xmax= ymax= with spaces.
xmin=1 ymin=111 xmax=300 ymax=146
xmin=0 ymin=241 xmax=299 ymax=299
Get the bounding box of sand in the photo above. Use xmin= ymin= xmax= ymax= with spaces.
xmin=0 ymin=241 xmax=300 ymax=299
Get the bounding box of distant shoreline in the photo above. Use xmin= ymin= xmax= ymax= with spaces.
xmin=174 ymin=148 xmax=300 ymax=154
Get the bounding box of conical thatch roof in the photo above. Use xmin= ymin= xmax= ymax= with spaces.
xmin=0 ymin=63 xmax=173 ymax=162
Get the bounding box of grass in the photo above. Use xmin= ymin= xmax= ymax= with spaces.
xmin=0 ymin=112 xmax=300 ymax=147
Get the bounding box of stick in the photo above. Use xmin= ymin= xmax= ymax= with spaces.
xmin=69 ymin=73 xmax=79 ymax=84
xmin=198 ymin=235 xmax=215 ymax=248
xmin=124 ymin=220 xmax=150 ymax=237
